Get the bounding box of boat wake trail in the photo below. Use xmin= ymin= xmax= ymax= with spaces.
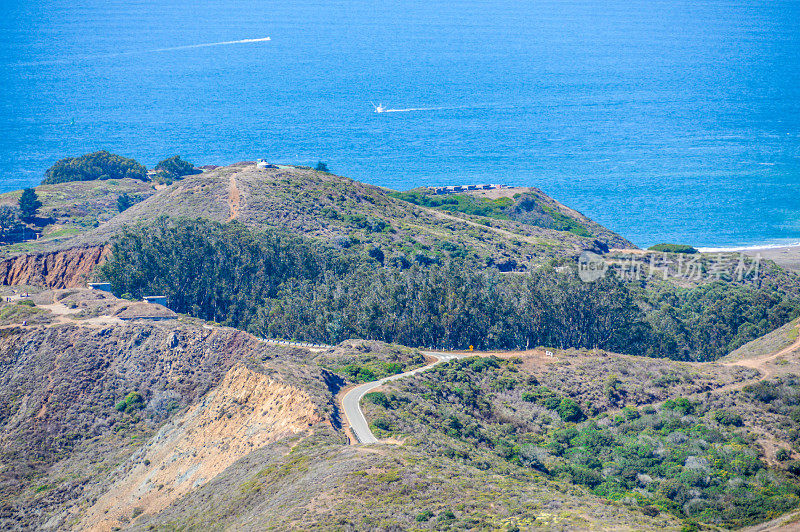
xmin=374 ymin=102 xmax=507 ymax=114
xmin=12 ymin=37 xmax=272 ymax=67
xmin=382 ymin=106 xmax=449 ymax=113
xmin=149 ymin=37 xmax=271 ymax=53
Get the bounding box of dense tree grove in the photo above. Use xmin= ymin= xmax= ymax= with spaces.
xmin=100 ymin=219 xmax=800 ymax=361
xmin=254 ymin=261 xmax=642 ymax=352
xmin=153 ymin=155 xmax=201 ymax=184
xmin=642 ymin=281 xmax=800 ymax=360
xmin=42 ymin=151 xmax=148 ymax=184
xmin=100 ymin=219 xmax=332 ymax=329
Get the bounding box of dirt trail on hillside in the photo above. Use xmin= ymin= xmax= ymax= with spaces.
xmin=420 ymin=206 xmax=543 ymax=245
xmin=692 ymin=323 xmax=800 ymax=467
xmin=722 ymin=322 xmax=800 ymax=379
xmin=228 ymin=173 xmax=243 ymax=221
xmin=646 ymin=323 xmax=800 ymax=401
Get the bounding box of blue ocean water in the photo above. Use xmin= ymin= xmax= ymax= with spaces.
xmin=1 ymin=0 xmax=798 ymax=248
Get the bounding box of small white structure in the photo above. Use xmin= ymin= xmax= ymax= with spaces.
xmin=256 ymin=159 xmax=277 ymax=169
xmin=545 ymin=350 xmax=554 ymax=358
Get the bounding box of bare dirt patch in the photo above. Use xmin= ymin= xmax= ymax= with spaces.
xmin=80 ymin=364 xmax=322 ymax=531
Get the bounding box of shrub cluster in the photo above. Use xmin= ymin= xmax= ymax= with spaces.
xmin=43 ymin=151 xmax=147 ymax=184
xmin=153 ymin=155 xmax=201 ymax=184
xmin=647 ymin=243 xmax=698 ymax=254
xmin=372 ymin=359 xmax=800 ymax=529
xmin=115 ymin=391 xmax=145 ymax=414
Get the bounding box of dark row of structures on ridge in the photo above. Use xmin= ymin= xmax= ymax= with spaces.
xmin=427 ymin=184 xmax=506 ymax=194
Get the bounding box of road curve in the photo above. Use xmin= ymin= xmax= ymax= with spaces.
xmin=342 ymin=351 xmax=463 ymax=444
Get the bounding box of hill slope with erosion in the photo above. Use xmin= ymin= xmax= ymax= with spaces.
xmin=0 ymin=287 xmax=357 ymax=530
xmin=2 ymin=288 xmax=800 ymax=530
xmin=120 ymin=317 xmax=800 ymax=530
xmin=0 ymin=245 xmax=107 ymax=288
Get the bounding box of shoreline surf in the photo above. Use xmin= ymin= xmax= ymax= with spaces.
xmin=698 ymin=242 xmax=800 ymax=253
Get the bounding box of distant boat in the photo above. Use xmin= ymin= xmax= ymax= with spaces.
xmin=371 ymin=102 xmax=386 ymax=113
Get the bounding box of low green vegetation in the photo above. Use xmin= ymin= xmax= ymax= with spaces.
xmin=115 ymin=391 xmax=145 ymax=413
xmin=0 ymin=300 xmax=49 ymax=326
xmin=368 ymin=357 xmax=800 ymax=529
xmin=311 ymin=341 xmax=427 ymax=384
xmin=389 ymin=189 xmax=593 ymax=237
xmin=42 ymin=151 xmax=148 ymax=184
xmin=389 ymin=191 xmax=513 ymax=219
xmin=522 ymin=386 xmax=585 ymax=422
xmin=328 ymin=356 xmax=426 ymax=383
xmin=338 ymin=361 xmax=408 ymax=383
xmin=542 ymin=204 xmax=591 ymax=237
xmin=648 ymin=244 xmax=699 ymax=254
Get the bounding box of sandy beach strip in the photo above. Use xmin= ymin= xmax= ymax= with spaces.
xmin=698 ymin=243 xmax=800 ymax=271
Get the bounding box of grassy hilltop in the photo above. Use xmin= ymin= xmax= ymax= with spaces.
xmin=0 ymin=178 xmax=157 ymax=253
xmin=57 ymin=163 xmax=631 ymax=269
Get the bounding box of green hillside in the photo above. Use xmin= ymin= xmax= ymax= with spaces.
xmin=60 ymin=163 xmax=632 ymax=271
xmin=0 ymin=178 xmax=156 ymax=253
xmin=4 ymin=162 xmax=800 ymax=362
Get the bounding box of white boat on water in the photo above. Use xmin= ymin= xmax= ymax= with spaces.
xmin=371 ymin=102 xmax=386 ymax=113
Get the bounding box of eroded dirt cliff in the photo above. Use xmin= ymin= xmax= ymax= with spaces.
xmin=0 ymin=245 xmax=108 ymax=288
xmin=81 ymin=364 xmax=323 ymax=531
xmin=0 ymin=294 xmax=340 ymax=531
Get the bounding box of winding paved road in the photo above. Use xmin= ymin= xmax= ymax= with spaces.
xmin=342 ymin=351 xmax=464 ymax=444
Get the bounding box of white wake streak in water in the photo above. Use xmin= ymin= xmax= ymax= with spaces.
xmin=378 ymin=102 xmax=512 ymax=114
xmin=12 ymin=37 xmax=272 ymax=67
xmin=149 ymin=37 xmax=271 ymax=53
xmin=383 ymin=107 xmax=449 ymax=113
